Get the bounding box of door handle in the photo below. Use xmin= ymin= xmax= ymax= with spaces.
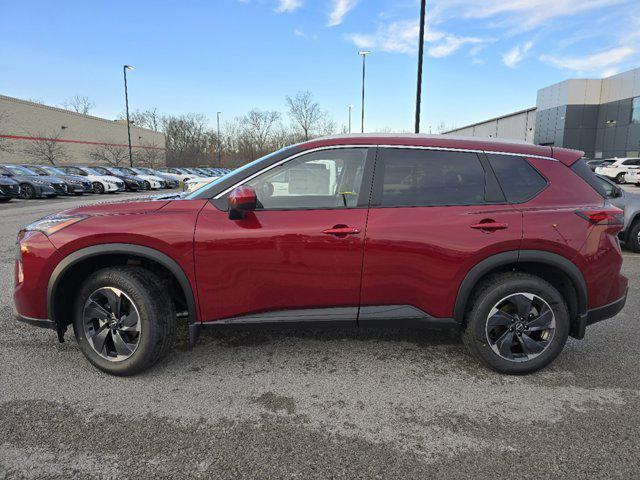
xmin=322 ymin=225 xmax=361 ymax=236
xmin=470 ymin=221 xmax=508 ymax=231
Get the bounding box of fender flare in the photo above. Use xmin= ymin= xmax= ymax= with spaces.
xmin=453 ymin=250 xmax=587 ymax=321
xmin=47 ymin=243 xmax=198 ymax=329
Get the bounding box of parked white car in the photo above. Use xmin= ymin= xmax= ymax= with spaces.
xmin=61 ymin=166 xmax=125 ymax=193
xmin=183 ymin=176 xmax=220 ymax=193
xmin=112 ymin=167 xmax=164 ymax=190
xmin=158 ymin=167 xmax=200 ymax=183
xmin=595 ymin=158 xmax=640 ymax=184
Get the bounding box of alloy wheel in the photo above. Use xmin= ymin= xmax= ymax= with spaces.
xmin=485 ymin=292 xmax=555 ymax=362
xmin=82 ymin=287 xmax=141 ymax=362
xmin=19 ymin=184 xmax=35 ymax=199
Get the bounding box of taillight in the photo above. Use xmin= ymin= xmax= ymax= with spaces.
xmin=575 ymin=208 xmax=624 ymax=225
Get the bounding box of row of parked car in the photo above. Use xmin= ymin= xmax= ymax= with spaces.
xmin=586 ymin=157 xmax=640 ymax=184
xmin=0 ymin=164 xmax=231 ymax=202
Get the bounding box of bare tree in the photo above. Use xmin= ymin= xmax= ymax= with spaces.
xmin=164 ymin=113 xmax=214 ymax=166
xmin=242 ymin=109 xmax=281 ymax=158
xmin=89 ymin=143 xmax=130 ymax=166
xmin=22 ymin=131 xmax=68 ymax=165
xmin=62 ymin=95 xmax=95 ymax=115
xmin=121 ymin=108 xmax=163 ymax=132
xmin=134 ymin=144 xmax=166 ymax=167
xmin=286 ymin=91 xmax=323 ymax=141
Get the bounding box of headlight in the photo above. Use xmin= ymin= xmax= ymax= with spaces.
xmin=24 ymin=215 xmax=87 ymax=236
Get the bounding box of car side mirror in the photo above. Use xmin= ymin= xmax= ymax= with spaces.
xmin=228 ymin=186 xmax=257 ymax=220
xmin=613 ymin=186 xmax=623 ymax=198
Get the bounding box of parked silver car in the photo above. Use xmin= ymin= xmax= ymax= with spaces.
xmin=597 ymin=174 xmax=640 ymax=252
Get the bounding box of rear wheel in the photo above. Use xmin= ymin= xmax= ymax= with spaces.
xmin=93 ymin=182 xmax=105 ymax=194
xmin=627 ymin=221 xmax=640 ymax=253
xmin=73 ymin=266 xmax=176 ymax=376
xmin=462 ymin=272 xmax=569 ymax=374
xmin=19 ymin=183 xmax=36 ymax=199
xmin=615 ymin=172 xmax=626 ymax=183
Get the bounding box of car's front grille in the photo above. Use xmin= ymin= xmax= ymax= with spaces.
xmin=116 ymin=181 xmax=125 ymax=189
xmin=52 ymin=183 xmax=68 ymax=194
xmin=0 ymin=184 xmax=19 ymax=196
xmin=83 ymin=182 xmax=93 ymax=190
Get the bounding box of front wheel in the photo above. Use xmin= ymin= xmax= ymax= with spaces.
xmin=19 ymin=183 xmax=36 ymax=199
xmin=615 ymin=172 xmax=626 ymax=184
xmin=73 ymin=266 xmax=176 ymax=376
xmin=93 ymin=182 xmax=105 ymax=194
xmin=462 ymin=272 xmax=569 ymax=374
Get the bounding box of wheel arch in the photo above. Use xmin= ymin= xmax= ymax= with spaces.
xmin=454 ymin=250 xmax=587 ymax=337
xmin=47 ymin=244 xmax=197 ymax=338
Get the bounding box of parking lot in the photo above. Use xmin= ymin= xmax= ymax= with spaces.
xmin=1 ymin=190 xmax=640 ymax=479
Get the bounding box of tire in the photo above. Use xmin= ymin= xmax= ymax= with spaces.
xmin=93 ymin=182 xmax=105 ymax=194
xmin=19 ymin=183 xmax=36 ymax=199
xmin=615 ymin=172 xmax=626 ymax=184
xmin=462 ymin=272 xmax=569 ymax=375
xmin=73 ymin=266 xmax=176 ymax=376
xmin=143 ymin=181 xmax=151 ymax=190
xmin=627 ymin=221 xmax=640 ymax=253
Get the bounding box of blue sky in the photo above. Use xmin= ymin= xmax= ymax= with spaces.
xmin=1 ymin=0 xmax=639 ymax=132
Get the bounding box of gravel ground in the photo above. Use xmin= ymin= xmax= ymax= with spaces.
xmin=1 ymin=190 xmax=639 ymax=479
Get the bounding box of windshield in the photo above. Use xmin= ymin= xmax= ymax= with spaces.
xmin=6 ymin=165 xmax=38 ymax=176
xmin=92 ymin=166 xmax=111 ymax=175
xmin=83 ymin=167 xmax=104 ymax=176
xmin=137 ymin=167 xmax=154 ymax=174
xmin=184 ymin=147 xmax=291 ymax=199
xmin=42 ymin=166 xmax=66 ymax=176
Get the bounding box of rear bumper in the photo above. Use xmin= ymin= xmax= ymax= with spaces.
xmin=574 ymin=288 xmax=627 ymax=338
xmin=14 ymin=309 xmax=56 ymax=330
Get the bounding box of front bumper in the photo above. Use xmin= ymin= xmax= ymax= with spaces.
xmin=36 ymin=185 xmax=58 ymax=197
xmin=0 ymin=184 xmax=21 ymax=197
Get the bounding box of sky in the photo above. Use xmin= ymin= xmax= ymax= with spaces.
xmin=1 ymin=0 xmax=639 ymax=133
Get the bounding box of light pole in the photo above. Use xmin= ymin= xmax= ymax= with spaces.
xmin=415 ymin=0 xmax=426 ymax=134
xmin=358 ymin=51 xmax=370 ymax=133
xmin=347 ymin=104 xmax=353 ymax=133
xmin=123 ymin=65 xmax=135 ymax=166
xmin=216 ymin=111 xmax=222 ymax=167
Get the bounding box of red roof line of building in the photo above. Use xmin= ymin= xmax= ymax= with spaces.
xmin=0 ymin=134 xmax=166 ymax=151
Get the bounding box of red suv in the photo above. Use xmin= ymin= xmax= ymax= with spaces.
xmin=14 ymin=135 xmax=628 ymax=375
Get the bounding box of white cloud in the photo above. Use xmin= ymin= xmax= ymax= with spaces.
xmin=502 ymin=41 xmax=533 ymax=68
xmin=328 ymin=0 xmax=358 ymax=27
xmin=539 ymin=46 xmax=635 ymax=74
xmin=427 ymin=0 xmax=626 ymax=32
xmin=275 ymin=0 xmax=302 ymax=13
xmin=427 ymin=35 xmax=487 ymax=58
xmin=348 ymin=20 xmax=490 ymax=57
xmin=294 ymin=28 xmax=304 ymax=36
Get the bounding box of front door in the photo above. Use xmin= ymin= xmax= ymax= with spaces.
xmin=194 ymin=147 xmax=374 ymax=324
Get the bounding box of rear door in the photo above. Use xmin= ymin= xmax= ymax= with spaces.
xmin=359 ymin=147 xmax=523 ymax=323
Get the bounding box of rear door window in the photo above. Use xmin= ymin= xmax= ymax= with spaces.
xmin=486 ymin=154 xmax=547 ymax=203
xmin=375 ymin=149 xmax=487 ymax=207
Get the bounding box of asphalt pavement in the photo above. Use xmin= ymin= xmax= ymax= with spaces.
xmin=1 ymin=189 xmax=639 ymax=479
